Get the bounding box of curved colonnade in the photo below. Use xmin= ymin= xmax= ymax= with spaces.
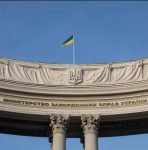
xmin=1 ymin=58 xmax=148 ymax=150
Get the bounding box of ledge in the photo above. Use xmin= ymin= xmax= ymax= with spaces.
xmin=0 ymin=58 xmax=148 ymax=137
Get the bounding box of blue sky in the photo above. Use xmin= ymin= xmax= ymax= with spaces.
xmin=1 ymin=1 xmax=148 ymax=150
xmin=1 ymin=1 xmax=148 ymax=64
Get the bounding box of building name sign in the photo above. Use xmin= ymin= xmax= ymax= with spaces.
xmin=2 ymin=98 xmax=148 ymax=108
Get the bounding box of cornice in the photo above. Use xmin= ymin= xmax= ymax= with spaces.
xmin=2 ymin=58 xmax=148 ymax=137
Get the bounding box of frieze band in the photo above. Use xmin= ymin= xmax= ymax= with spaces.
xmin=1 ymin=58 xmax=148 ymax=86
xmin=2 ymin=98 xmax=148 ymax=108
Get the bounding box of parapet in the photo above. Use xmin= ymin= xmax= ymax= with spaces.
xmin=0 ymin=57 xmax=148 ymax=95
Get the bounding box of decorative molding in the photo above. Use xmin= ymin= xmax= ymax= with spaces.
xmin=2 ymin=58 xmax=148 ymax=138
xmin=50 ymin=114 xmax=70 ymax=135
xmin=81 ymin=115 xmax=100 ymax=135
xmin=68 ymin=66 xmax=83 ymax=85
xmin=1 ymin=58 xmax=148 ymax=86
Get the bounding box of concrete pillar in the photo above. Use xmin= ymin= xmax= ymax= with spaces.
xmin=81 ymin=115 xmax=100 ymax=150
xmin=49 ymin=114 xmax=69 ymax=150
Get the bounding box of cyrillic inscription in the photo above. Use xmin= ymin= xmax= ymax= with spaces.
xmin=2 ymin=98 xmax=148 ymax=108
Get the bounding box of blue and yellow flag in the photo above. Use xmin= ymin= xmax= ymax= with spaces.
xmin=62 ymin=35 xmax=74 ymax=47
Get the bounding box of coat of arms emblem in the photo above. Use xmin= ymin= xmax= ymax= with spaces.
xmin=68 ymin=67 xmax=83 ymax=85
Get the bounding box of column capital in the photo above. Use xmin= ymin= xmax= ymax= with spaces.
xmin=50 ymin=114 xmax=70 ymax=135
xmin=81 ymin=114 xmax=100 ymax=135
xmin=49 ymin=114 xmax=69 ymax=150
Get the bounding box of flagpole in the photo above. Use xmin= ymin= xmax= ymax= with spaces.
xmin=73 ymin=35 xmax=76 ymax=64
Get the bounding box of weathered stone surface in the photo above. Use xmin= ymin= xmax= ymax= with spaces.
xmin=1 ymin=58 xmax=148 ymax=137
xmin=81 ymin=115 xmax=100 ymax=150
xmin=0 ymin=57 xmax=148 ymax=85
xmin=49 ymin=114 xmax=69 ymax=150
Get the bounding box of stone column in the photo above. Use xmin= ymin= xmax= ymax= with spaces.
xmin=49 ymin=114 xmax=69 ymax=150
xmin=81 ymin=115 xmax=100 ymax=150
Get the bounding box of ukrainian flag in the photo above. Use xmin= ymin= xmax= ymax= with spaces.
xmin=62 ymin=35 xmax=74 ymax=47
